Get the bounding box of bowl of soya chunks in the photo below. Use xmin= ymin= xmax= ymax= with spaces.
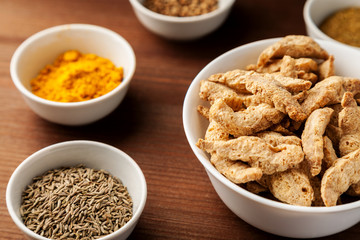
xmin=183 ymin=35 xmax=360 ymax=238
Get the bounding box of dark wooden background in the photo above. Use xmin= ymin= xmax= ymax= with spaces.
xmin=0 ymin=0 xmax=359 ymax=239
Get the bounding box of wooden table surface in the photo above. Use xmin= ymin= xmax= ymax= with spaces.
xmin=1 ymin=0 xmax=359 ymax=239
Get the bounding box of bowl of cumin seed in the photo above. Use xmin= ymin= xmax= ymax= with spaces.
xmin=6 ymin=140 xmax=147 ymax=240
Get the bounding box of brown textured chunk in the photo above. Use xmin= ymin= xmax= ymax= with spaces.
xmin=196 ymin=136 xmax=304 ymax=175
xmin=279 ymin=55 xmax=297 ymax=78
xmin=301 ymin=76 xmax=360 ymax=116
xmin=209 ymin=99 xmax=284 ymax=136
xmin=199 ymin=80 xmax=245 ymax=111
xmin=246 ymin=59 xmax=282 ymax=73
xmin=211 ymin=155 xmax=263 ymax=184
xmin=318 ymin=55 xmax=335 ymax=80
xmin=268 ymin=73 xmax=312 ymax=93
xmin=205 ymin=119 xmax=228 ymax=141
xmin=257 ymin=35 xmax=329 ymax=67
xmin=269 ymin=168 xmax=314 ymax=206
xmin=325 ymin=124 xmax=342 ymax=149
xmin=249 ymin=56 xmax=318 ymax=78
xmin=338 ymin=92 xmax=360 ymax=156
xmin=337 ymin=93 xmax=360 ymax=195
xmin=323 ymin=136 xmax=338 ymax=170
xmin=197 ymin=105 xmax=209 ymax=120
xmin=205 ymin=119 xmax=262 ymax=184
xmin=245 ymin=74 xmax=307 ymax=121
xmin=208 ymin=70 xmax=312 ymax=94
xmin=278 ymin=55 xmax=318 ymax=84
xmin=294 ymin=57 xmax=319 ymax=73
xmin=301 ymin=107 xmax=334 ymax=176
xmin=207 ymin=69 xmax=253 ymax=93
xmin=256 ymin=131 xmax=301 ymax=146
xmin=321 ymin=148 xmax=360 ymax=207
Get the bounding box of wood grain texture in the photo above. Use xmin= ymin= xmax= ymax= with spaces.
xmin=0 ymin=0 xmax=359 ymax=239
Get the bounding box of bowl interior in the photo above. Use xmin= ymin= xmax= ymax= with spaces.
xmin=11 ymin=24 xmax=135 ymax=92
xmin=6 ymin=140 xmax=146 ymax=238
xmin=183 ymin=38 xmax=360 ymax=209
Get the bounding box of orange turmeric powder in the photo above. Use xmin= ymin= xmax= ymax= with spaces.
xmin=31 ymin=50 xmax=123 ymax=102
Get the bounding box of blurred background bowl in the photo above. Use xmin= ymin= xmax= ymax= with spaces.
xmin=129 ymin=0 xmax=235 ymax=41
xmin=183 ymin=38 xmax=360 ymax=238
xmin=304 ymin=0 xmax=360 ymax=50
xmin=10 ymin=24 xmax=136 ymax=126
xmin=6 ymin=140 xmax=147 ymax=240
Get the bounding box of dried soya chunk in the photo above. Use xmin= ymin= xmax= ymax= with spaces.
xmin=207 ymin=69 xmax=253 ymax=93
xmin=205 ymin=118 xmax=229 ymax=142
xmin=322 ymin=136 xmax=338 ymax=170
xmin=318 ymin=55 xmax=335 ymax=80
xmin=209 ymin=99 xmax=284 ymax=137
xmin=279 ymin=55 xmax=318 ymax=83
xmin=200 ymin=79 xmax=272 ymax=108
xmin=321 ymin=148 xmax=360 ymax=206
xmin=256 ymin=131 xmax=301 ymax=146
xmin=301 ymin=107 xmax=334 ymax=176
xmin=204 ymin=117 xmax=262 ymax=184
xmin=256 ymin=132 xmax=314 ymax=206
xmin=245 ymin=74 xmax=307 ymax=122
xmin=196 ymin=136 xmax=304 ymax=175
xmin=337 ymin=92 xmax=360 ymax=196
xmin=301 ymin=76 xmax=360 ymax=116
xmin=211 ymin=154 xmax=263 ymax=184
xmin=268 ymin=168 xmax=314 ymax=206
xmin=199 ymin=80 xmax=246 ymax=111
xmin=338 ymin=92 xmax=360 ymax=156
xmin=256 ymin=35 xmax=329 ymax=67
xmin=208 ymin=70 xmax=312 ymax=94
xmin=248 ymin=56 xmax=319 ymax=83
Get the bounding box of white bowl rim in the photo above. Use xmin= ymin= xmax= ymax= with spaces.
xmin=129 ymin=0 xmax=235 ymax=23
xmin=10 ymin=23 xmax=136 ymax=108
xmin=6 ymin=140 xmax=147 ymax=240
xmin=183 ymin=37 xmax=360 ymax=213
xmin=303 ymin=0 xmax=360 ymax=51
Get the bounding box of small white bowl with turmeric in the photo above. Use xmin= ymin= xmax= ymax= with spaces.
xmin=10 ymin=24 xmax=136 ymax=126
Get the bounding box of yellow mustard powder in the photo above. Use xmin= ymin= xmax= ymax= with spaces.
xmin=320 ymin=7 xmax=360 ymax=48
xmin=30 ymin=50 xmax=123 ymax=102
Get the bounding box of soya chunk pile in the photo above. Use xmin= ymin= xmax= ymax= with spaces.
xmin=196 ymin=35 xmax=360 ymax=207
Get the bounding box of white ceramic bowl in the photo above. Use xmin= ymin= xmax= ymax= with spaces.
xmin=183 ymin=38 xmax=360 ymax=238
xmin=10 ymin=24 xmax=136 ymax=126
xmin=6 ymin=140 xmax=147 ymax=240
xmin=129 ymin=0 xmax=235 ymax=41
xmin=304 ymin=0 xmax=360 ymax=50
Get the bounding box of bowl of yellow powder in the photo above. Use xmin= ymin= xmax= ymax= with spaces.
xmin=10 ymin=24 xmax=136 ymax=125
xmin=304 ymin=0 xmax=360 ymax=50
